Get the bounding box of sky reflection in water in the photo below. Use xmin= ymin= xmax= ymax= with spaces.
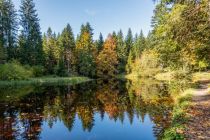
xmin=0 ymin=79 xmax=187 ymax=140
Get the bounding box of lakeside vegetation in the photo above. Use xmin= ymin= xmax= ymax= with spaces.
xmin=156 ymin=72 xmax=210 ymax=139
xmin=0 ymin=76 xmax=90 ymax=87
xmin=163 ymin=93 xmax=192 ymax=140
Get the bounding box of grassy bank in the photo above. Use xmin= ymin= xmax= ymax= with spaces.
xmin=0 ymin=76 xmax=91 ymax=87
xmin=162 ymin=78 xmax=210 ymax=139
xmin=155 ymin=71 xmax=210 ymax=82
xmin=162 ymin=90 xmax=192 ymax=140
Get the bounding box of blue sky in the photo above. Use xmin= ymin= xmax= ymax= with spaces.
xmin=13 ymin=0 xmax=155 ymax=39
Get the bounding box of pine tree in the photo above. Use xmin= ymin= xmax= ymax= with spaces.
xmin=112 ymin=31 xmax=117 ymax=41
xmin=116 ymin=30 xmax=127 ymax=73
xmin=132 ymin=30 xmax=145 ymax=59
xmin=96 ymin=33 xmax=104 ymax=52
xmin=126 ymin=51 xmax=133 ymax=74
xmin=125 ymin=28 xmax=133 ymax=55
xmin=76 ymin=22 xmax=96 ymax=77
xmin=43 ymin=27 xmax=59 ymax=74
xmin=60 ymin=24 xmax=75 ymax=75
xmin=138 ymin=30 xmax=146 ymax=54
xmin=19 ymin=0 xmax=43 ymax=65
xmin=0 ymin=0 xmax=17 ymax=62
xmin=132 ymin=33 xmax=139 ymax=60
xmin=124 ymin=28 xmax=134 ymax=74
xmin=0 ymin=3 xmax=5 ymax=63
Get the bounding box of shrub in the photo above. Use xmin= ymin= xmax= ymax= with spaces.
xmin=131 ymin=49 xmax=161 ymax=77
xmin=0 ymin=62 xmax=33 ymax=80
xmin=173 ymin=69 xmax=191 ymax=80
xmin=32 ymin=65 xmax=45 ymax=77
xmin=198 ymin=60 xmax=208 ymax=71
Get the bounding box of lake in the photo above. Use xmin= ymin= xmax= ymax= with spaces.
xmin=0 ymin=79 xmax=186 ymax=140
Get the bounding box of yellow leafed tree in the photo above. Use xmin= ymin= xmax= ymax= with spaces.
xmin=96 ymin=34 xmax=118 ymax=78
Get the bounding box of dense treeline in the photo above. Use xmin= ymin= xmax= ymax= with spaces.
xmin=0 ymin=0 xmax=209 ymax=80
xmin=0 ymin=0 xmax=147 ymax=79
xmin=130 ymin=0 xmax=210 ymax=76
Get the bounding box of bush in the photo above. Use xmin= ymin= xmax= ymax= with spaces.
xmin=131 ymin=49 xmax=161 ymax=77
xmin=0 ymin=62 xmax=33 ymax=80
xmin=173 ymin=69 xmax=191 ymax=80
xmin=32 ymin=65 xmax=45 ymax=77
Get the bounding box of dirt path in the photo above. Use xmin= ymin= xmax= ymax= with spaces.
xmin=185 ymin=83 xmax=210 ymax=140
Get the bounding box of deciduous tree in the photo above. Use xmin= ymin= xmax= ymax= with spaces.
xmin=96 ymin=34 xmax=118 ymax=78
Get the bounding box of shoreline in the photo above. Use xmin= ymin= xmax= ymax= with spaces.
xmin=0 ymin=76 xmax=91 ymax=87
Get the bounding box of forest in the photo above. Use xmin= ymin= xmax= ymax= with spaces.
xmin=0 ymin=0 xmax=209 ymax=81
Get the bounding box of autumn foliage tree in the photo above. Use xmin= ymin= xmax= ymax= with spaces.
xmin=96 ymin=34 xmax=118 ymax=78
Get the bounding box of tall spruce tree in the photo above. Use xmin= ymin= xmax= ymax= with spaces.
xmin=138 ymin=30 xmax=146 ymax=53
xmin=76 ymin=22 xmax=96 ymax=77
xmin=132 ymin=30 xmax=145 ymax=59
xmin=125 ymin=28 xmax=133 ymax=55
xmin=116 ymin=30 xmax=127 ymax=73
xmin=96 ymin=33 xmax=104 ymax=52
xmin=60 ymin=24 xmax=75 ymax=75
xmin=0 ymin=1 xmax=5 ymax=63
xmin=125 ymin=28 xmax=134 ymax=74
xmin=19 ymin=0 xmax=43 ymax=65
xmin=0 ymin=0 xmax=17 ymax=62
xmin=43 ymin=27 xmax=59 ymax=74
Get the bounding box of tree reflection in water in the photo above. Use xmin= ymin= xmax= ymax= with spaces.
xmin=0 ymin=79 xmax=188 ymax=140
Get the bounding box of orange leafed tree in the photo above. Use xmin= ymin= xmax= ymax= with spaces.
xmin=96 ymin=34 xmax=118 ymax=78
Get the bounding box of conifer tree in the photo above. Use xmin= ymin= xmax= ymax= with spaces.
xmin=125 ymin=28 xmax=133 ymax=55
xmin=76 ymin=23 xmax=96 ymax=77
xmin=43 ymin=27 xmax=59 ymax=74
xmin=126 ymin=51 xmax=133 ymax=74
xmin=96 ymin=33 xmax=104 ymax=52
xmin=124 ymin=28 xmax=134 ymax=74
xmin=116 ymin=30 xmax=127 ymax=73
xmin=60 ymin=24 xmax=75 ymax=75
xmin=19 ymin=0 xmax=43 ymax=65
xmin=132 ymin=30 xmax=145 ymax=59
xmin=0 ymin=0 xmax=17 ymax=62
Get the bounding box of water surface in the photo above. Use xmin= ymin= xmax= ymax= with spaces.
xmin=0 ymin=79 xmax=184 ymax=140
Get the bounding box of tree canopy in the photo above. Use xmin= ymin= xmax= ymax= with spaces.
xmin=0 ymin=0 xmax=209 ymax=79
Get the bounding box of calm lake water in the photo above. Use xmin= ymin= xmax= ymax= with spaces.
xmin=0 ymin=79 xmax=187 ymax=140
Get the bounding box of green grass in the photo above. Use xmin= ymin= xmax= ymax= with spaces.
xmin=162 ymin=92 xmax=192 ymax=140
xmin=163 ymin=94 xmax=192 ymax=140
xmin=0 ymin=76 xmax=91 ymax=87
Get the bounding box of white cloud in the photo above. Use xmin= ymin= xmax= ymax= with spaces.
xmin=85 ymin=9 xmax=96 ymax=16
